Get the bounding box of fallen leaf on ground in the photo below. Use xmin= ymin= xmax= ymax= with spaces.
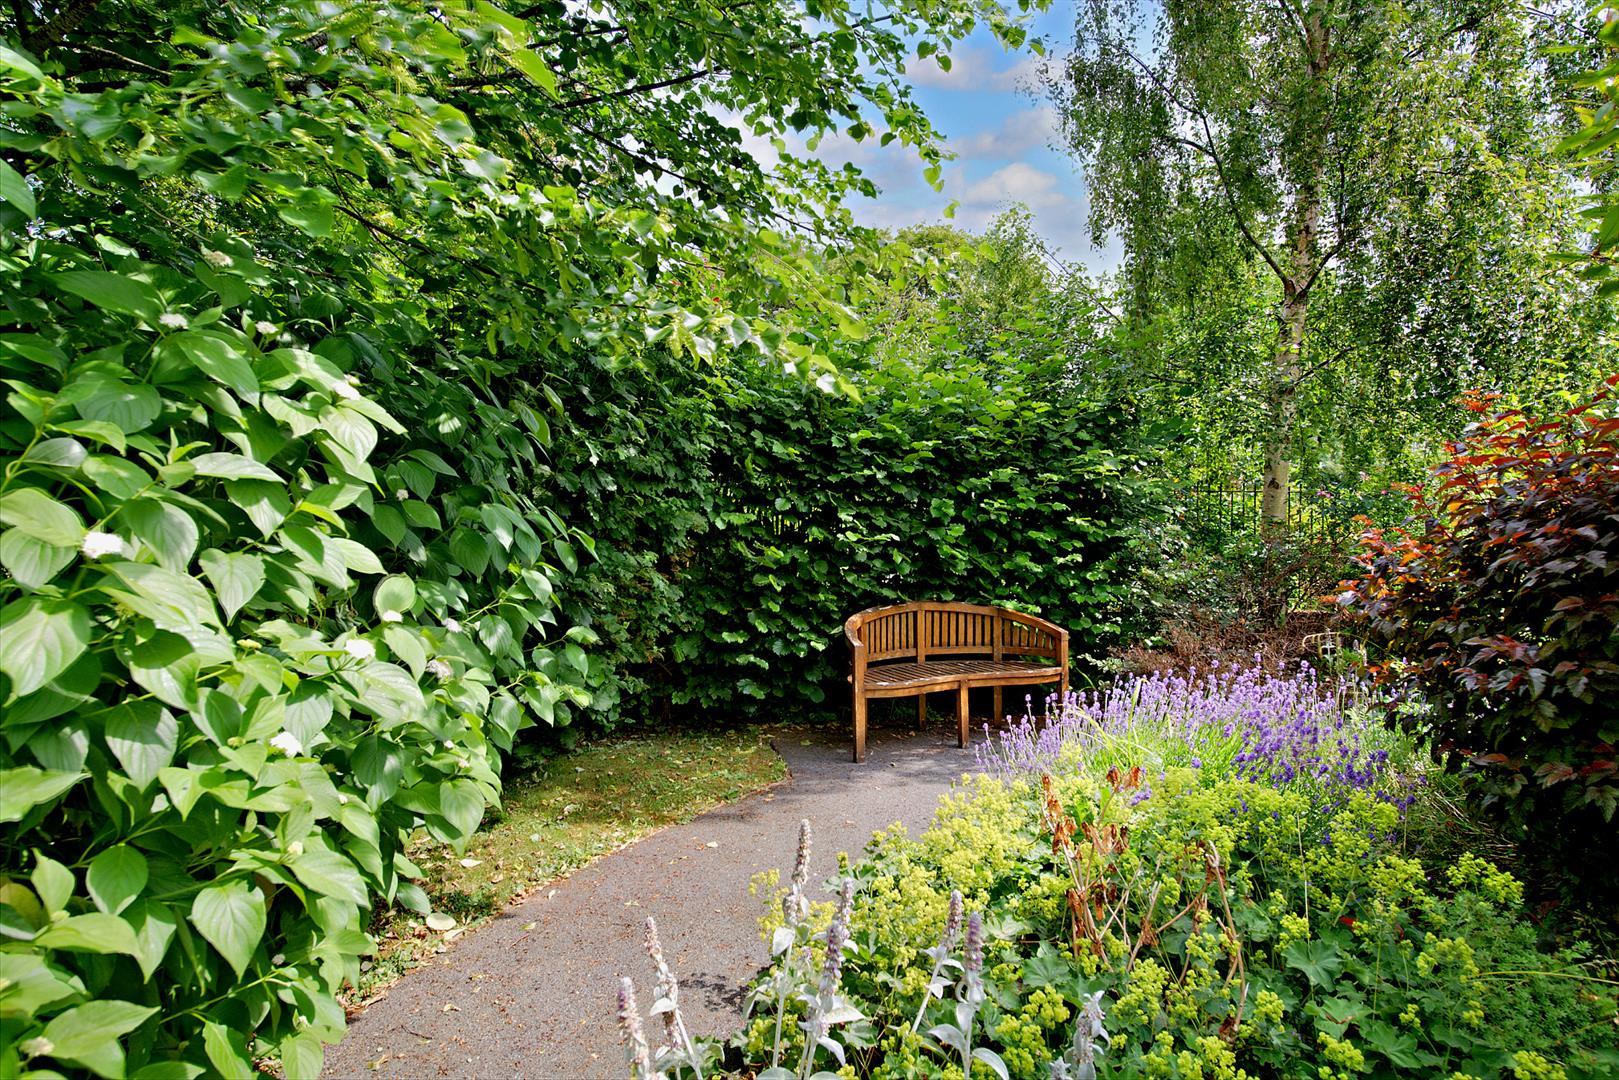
xmin=426 ymin=912 xmax=456 ymax=931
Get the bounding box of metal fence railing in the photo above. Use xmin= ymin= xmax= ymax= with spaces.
xmin=1170 ymin=478 xmax=1345 ymax=539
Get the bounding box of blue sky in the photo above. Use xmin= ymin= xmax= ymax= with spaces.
xmin=835 ymin=3 xmax=1123 ymax=272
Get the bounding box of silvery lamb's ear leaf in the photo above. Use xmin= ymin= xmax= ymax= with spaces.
xmin=771 ymin=925 xmax=795 ymax=955
xmin=974 ymin=1047 xmax=1011 ymax=1080
xmin=756 ymin=1069 xmax=796 ymax=1080
xmin=822 ymin=1000 xmax=864 ymax=1025
xmin=928 ymin=1023 xmax=967 ymax=1054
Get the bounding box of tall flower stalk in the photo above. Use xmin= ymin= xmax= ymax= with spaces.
xmin=768 ymin=819 xmax=814 ymax=1069
xmin=910 ymin=889 xmax=963 ymax=1033
xmin=797 ymin=877 xmax=856 ymax=1079
xmin=644 ymin=916 xmax=703 ymax=1080
xmin=618 ymin=976 xmax=659 ymax=1080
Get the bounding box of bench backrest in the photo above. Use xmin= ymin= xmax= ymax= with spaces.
xmin=844 ymin=601 xmax=1064 ymax=664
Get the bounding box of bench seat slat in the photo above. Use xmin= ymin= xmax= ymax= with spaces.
xmin=863 ymin=659 xmax=1060 ymax=693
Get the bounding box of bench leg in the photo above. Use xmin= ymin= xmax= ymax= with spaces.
xmin=853 ymin=692 xmax=867 ymax=763
xmin=993 ymin=686 xmax=1003 ymax=726
xmin=957 ymin=682 xmax=970 ymax=749
xmin=917 ymin=693 xmax=927 ymax=731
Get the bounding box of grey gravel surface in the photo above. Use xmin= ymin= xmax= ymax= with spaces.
xmin=324 ymin=722 xmax=983 ymax=1079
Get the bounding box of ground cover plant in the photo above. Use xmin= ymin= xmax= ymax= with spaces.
xmin=619 ymin=665 xmax=1619 ymax=1078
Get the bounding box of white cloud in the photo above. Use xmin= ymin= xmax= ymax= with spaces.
xmin=904 ymin=47 xmax=1047 ymax=93
xmin=959 ymin=162 xmax=1069 ymax=210
xmin=952 ymin=105 xmax=1060 ymax=158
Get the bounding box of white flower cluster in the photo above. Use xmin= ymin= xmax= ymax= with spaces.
xmin=344 ymin=638 xmax=376 ymax=662
xmin=269 ymin=731 xmax=303 ymax=757
xmin=80 ymin=531 xmax=127 ymax=559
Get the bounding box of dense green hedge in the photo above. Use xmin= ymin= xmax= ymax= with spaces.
xmin=539 ymin=349 xmax=1156 ymax=728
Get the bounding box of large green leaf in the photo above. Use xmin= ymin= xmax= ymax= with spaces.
xmin=41 ymin=999 xmax=157 ymax=1079
xmin=202 ymin=1019 xmax=255 ymax=1079
xmin=162 ymin=330 xmax=259 ymax=395
xmin=289 ymin=845 xmax=368 ymax=906
xmin=0 ymin=487 xmax=83 ymax=547
xmin=189 ymin=452 xmax=281 ymax=482
xmin=198 ymin=550 xmax=265 ymax=621
xmin=1283 ymin=939 xmax=1344 ymax=990
xmin=50 ymin=271 xmax=164 ymax=322
xmin=434 ymin=778 xmax=485 ymax=841
xmin=124 ymin=498 xmax=199 ymax=571
xmin=87 ymin=845 xmax=149 ymax=915
xmin=0 ymin=597 xmax=92 ymax=699
xmin=0 ymin=158 xmax=35 ymax=218
xmin=35 ymin=912 xmax=142 ymax=957
xmin=103 ymin=562 xmax=221 ymax=630
xmin=189 ymin=880 xmax=266 ymax=978
xmin=0 ymin=767 xmax=84 ymax=822
xmin=0 ymin=527 xmax=76 ymax=588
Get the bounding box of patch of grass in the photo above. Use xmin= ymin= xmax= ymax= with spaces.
xmin=351 ymin=727 xmax=786 ymax=1002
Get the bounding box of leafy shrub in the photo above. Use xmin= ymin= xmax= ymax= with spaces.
xmin=1336 ymin=381 xmax=1619 ymax=864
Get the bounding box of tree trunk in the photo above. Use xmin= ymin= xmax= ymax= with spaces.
xmin=1261 ymin=10 xmax=1329 ymax=528
xmin=1260 ymin=288 xmax=1306 ymax=526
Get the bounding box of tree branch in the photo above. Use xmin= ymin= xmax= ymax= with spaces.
xmin=23 ymin=0 xmax=97 ymax=52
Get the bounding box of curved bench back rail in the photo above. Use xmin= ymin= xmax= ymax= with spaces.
xmin=843 ymin=601 xmax=1068 ymax=762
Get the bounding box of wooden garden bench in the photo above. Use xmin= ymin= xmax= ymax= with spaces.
xmin=844 ymin=601 xmax=1069 ymax=762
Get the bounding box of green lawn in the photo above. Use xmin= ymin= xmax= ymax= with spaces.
xmin=352 ymin=728 xmax=787 ymax=1001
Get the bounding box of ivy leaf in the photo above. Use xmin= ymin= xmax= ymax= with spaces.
xmin=189 ymin=880 xmax=266 ymax=978
xmin=87 ymin=845 xmax=149 ymax=915
xmin=0 ymin=597 xmax=92 ymax=700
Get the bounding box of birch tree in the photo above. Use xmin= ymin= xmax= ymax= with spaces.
xmin=1051 ymin=0 xmax=1595 ymax=520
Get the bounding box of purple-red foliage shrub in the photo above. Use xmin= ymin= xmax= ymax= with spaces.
xmin=1336 ymin=381 xmax=1619 ymax=849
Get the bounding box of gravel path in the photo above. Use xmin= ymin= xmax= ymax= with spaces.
xmin=325 ymin=722 xmax=982 ymax=1078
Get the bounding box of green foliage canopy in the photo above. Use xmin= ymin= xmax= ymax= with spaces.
xmin=0 ymin=0 xmax=1056 ymax=1073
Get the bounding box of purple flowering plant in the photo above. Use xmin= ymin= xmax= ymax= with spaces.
xmin=975 ymin=661 xmax=1415 ymax=813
